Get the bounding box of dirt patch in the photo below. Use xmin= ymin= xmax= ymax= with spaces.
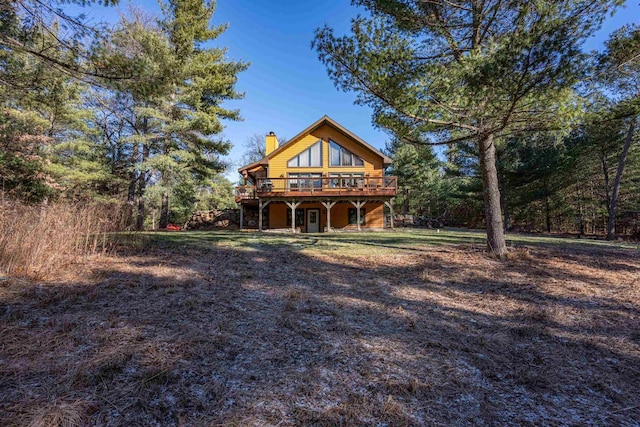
xmin=1 ymin=234 xmax=638 ymax=426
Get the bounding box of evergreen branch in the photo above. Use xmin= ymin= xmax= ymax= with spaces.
xmin=323 ymin=48 xmax=479 ymax=132
xmin=1 ymin=34 xmax=133 ymax=81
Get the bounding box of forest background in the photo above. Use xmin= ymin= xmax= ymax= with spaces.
xmin=1 ymin=0 xmax=639 ymax=242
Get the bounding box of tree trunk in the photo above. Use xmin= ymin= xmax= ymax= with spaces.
xmin=544 ymin=178 xmax=551 ymax=233
xmin=125 ymin=142 xmax=140 ymax=229
xmin=402 ymin=189 xmax=409 ymax=214
xmin=135 ymin=148 xmax=150 ymax=231
xmin=160 ymin=192 xmax=170 ymax=229
xmin=601 ymin=152 xmax=611 ymax=210
xmin=577 ymin=187 xmax=585 ymax=237
xmin=135 ymin=118 xmax=150 ymax=231
xmin=136 ymin=196 xmax=145 ymax=231
xmin=545 ymin=194 xmax=551 ymax=233
xmin=607 ymin=118 xmax=636 ymax=240
xmin=478 ymin=133 xmax=507 ymax=258
xmin=500 ymin=171 xmax=510 ymax=232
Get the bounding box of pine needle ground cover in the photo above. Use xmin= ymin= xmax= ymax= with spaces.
xmin=0 ymin=230 xmax=638 ymax=426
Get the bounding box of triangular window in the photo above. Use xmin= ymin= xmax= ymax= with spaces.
xmin=287 ymin=140 xmax=322 ymax=167
xmin=329 ymin=140 xmax=364 ymax=167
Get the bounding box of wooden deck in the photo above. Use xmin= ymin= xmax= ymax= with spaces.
xmin=235 ymin=176 xmax=397 ymax=202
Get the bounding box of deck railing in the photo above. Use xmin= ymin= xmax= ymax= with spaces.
xmin=235 ymin=176 xmax=397 ymax=200
xmin=234 ymin=185 xmax=256 ymax=201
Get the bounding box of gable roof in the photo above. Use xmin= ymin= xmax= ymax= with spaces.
xmin=238 ymin=115 xmax=392 ymax=173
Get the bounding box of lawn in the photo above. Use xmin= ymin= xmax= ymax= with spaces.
xmin=1 ymin=229 xmax=638 ymax=426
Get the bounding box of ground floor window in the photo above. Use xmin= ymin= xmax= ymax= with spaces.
xmin=348 ymin=207 xmax=366 ymax=225
xmin=286 ymin=208 xmax=305 ymax=226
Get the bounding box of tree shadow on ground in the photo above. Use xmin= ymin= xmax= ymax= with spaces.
xmin=0 ymin=232 xmax=638 ymax=426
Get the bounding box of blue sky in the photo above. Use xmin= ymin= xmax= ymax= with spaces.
xmin=83 ymin=0 xmax=639 ymax=177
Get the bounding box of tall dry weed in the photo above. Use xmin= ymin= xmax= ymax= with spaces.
xmin=0 ymin=200 xmax=124 ymax=280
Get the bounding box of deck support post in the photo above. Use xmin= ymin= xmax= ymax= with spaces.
xmin=258 ymin=199 xmax=271 ymax=232
xmin=384 ymin=198 xmax=395 ymax=230
xmin=285 ymin=200 xmax=302 ymax=233
xmin=350 ymin=199 xmax=367 ymax=231
xmin=321 ymin=200 xmax=337 ymax=232
xmin=239 ymin=203 xmax=244 ymax=230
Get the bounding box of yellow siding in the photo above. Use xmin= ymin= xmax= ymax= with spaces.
xmin=269 ymin=202 xmax=325 ymax=231
xmin=329 ymin=202 xmax=384 ymax=229
xmin=268 ymin=201 xmax=385 ymax=230
xmin=368 ymin=203 xmax=385 ymax=228
xmin=330 ymin=203 xmax=351 ymax=228
xmin=268 ymin=124 xmax=384 ymax=180
xmin=269 ymin=203 xmax=289 ymax=229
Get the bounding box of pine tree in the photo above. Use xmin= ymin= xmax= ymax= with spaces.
xmin=313 ymin=0 xmax=621 ymax=257
xmin=1 ymin=22 xmax=116 ymax=202
xmin=386 ymin=139 xmax=442 ymax=216
xmin=97 ymin=2 xmax=247 ymax=229
xmin=597 ymin=25 xmax=640 ymax=238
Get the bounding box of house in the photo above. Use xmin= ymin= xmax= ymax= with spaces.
xmin=236 ymin=116 xmax=397 ymax=232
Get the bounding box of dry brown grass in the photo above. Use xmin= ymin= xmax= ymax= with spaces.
xmin=26 ymin=400 xmax=90 ymax=427
xmin=0 ymin=200 xmax=122 ymax=280
xmin=0 ymin=232 xmax=638 ymax=426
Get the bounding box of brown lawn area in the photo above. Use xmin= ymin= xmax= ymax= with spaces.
xmin=1 ymin=229 xmax=639 ymax=426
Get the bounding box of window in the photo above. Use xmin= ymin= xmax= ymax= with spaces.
xmin=329 ymin=140 xmax=364 ymax=167
xmin=329 ymin=173 xmax=341 ymax=188
xmin=289 ymin=175 xmax=298 ymax=190
xmin=287 ymin=140 xmax=322 ymax=167
xmin=329 ymin=173 xmax=364 ymax=188
xmin=348 ymin=208 xmax=366 ymax=225
xmin=289 ymin=173 xmax=322 ymax=190
xmin=341 ymin=150 xmax=352 ymax=166
xmin=348 ymin=173 xmax=365 ymax=188
xmin=287 ymin=209 xmax=305 ymax=226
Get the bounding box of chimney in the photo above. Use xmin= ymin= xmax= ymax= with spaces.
xmin=265 ymin=131 xmax=279 ymax=155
